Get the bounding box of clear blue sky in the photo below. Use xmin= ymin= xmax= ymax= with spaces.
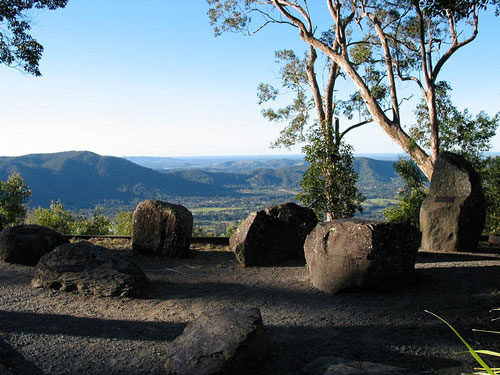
xmin=0 ymin=0 xmax=499 ymax=157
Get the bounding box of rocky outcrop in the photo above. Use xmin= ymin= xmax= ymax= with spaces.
xmin=164 ymin=307 xmax=267 ymax=375
xmin=32 ymin=241 xmax=150 ymax=297
xmin=230 ymin=202 xmax=318 ymax=266
xmin=132 ymin=200 xmax=193 ymax=257
xmin=0 ymin=225 xmax=68 ymax=265
xmin=420 ymin=152 xmax=486 ymax=252
xmin=304 ymin=220 xmax=420 ymax=294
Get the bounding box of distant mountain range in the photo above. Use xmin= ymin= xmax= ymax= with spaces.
xmin=0 ymin=151 xmax=402 ymax=211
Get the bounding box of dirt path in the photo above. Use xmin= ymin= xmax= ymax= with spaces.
xmin=1 ymin=241 xmax=499 ymax=374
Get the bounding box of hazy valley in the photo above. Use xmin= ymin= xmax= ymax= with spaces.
xmin=0 ymin=151 xmax=403 ymax=234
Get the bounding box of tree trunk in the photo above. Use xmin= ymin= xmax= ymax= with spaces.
xmin=302 ymin=32 xmax=435 ymax=180
xmin=427 ymin=89 xmax=440 ymax=164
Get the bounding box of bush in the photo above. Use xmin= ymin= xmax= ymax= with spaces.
xmin=72 ymin=207 xmax=113 ymax=235
xmin=384 ymin=159 xmax=428 ymax=229
xmin=0 ymin=173 xmax=31 ymax=229
xmin=30 ymin=202 xmax=113 ymax=235
xmin=481 ymin=156 xmax=500 ymax=235
xmin=30 ymin=200 xmax=74 ymax=234
xmin=114 ymin=210 xmax=133 ymax=236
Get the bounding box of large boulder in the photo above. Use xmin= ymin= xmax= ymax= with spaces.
xmin=420 ymin=152 xmax=486 ymax=252
xmin=132 ymin=200 xmax=193 ymax=257
xmin=229 ymin=202 xmax=318 ymax=266
xmin=164 ymin=307 xmax=267 ymax=375
xmin=304 ymin=220 xmax=420 ymax=294
xmin=32 ymin=241 xmax=150 ymax=297
xmin=0 ymin=224 xmax=68 ymax=265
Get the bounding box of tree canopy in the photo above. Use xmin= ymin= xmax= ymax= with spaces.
xmin=208 ymin=0 xmax=498 ymax=179
xmin=0 ymin=0 xmax=68 ymax=75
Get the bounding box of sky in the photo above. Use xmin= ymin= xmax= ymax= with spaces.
xmin=0 ymin=0 xmax=499 ymax=158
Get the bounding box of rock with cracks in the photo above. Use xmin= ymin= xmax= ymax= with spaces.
xmin=164 ymin=307 xmax=267 ymax=375
xmin=132 ymin=200 xmax=193 ymax=257
xmin=32 ymin=241 xmax=150 ymax=297
xmin=230 ymin=202 xmax=317 ymax=266
xmin=304 ymin=220 xmax=420 ymax=294
xmin=420 ymin=151 xmax=486 ymax=252
xmin=0 ymin=224 xmax=68 ymax=265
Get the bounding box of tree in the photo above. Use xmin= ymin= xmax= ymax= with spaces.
xmin=207 ymin=0 xmax=497 ymax=180
xmin=384 ymin=159 xmax=428 ymax=228
xmin=256 ymin=47 xmax=370 ymax=220
xmin=0 ymin=0 xmax=68 ymax=76
xmin=0 ymin=173 xmax=32 ymax=228
xmin=410 ymin=81 xmax=499 ymax=168
xmin=297 ymin=128 xmax=364 ymax=219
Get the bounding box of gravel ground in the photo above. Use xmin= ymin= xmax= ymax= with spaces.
xmin=0 ymin=240 xmax=499 ymax=374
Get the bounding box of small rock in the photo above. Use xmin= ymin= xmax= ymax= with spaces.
xmin=32 ymin=241 xmax=150 ymax=297
xmin=0 ymin=224 xmax=68 ymax=265
xmin=132 ymin=200 xmax=193 ymax=257
xmin=230 ymin=202 xmax=318 ymax=266
xmin=164 ymin=307 xmax=267 ymax=375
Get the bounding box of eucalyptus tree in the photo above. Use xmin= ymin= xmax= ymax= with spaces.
xmin=0 ymin=0 xmax=68 ymax=76
xmin=256 ymin=47 xmax=370 ymax=220
xmin=208 ymin=0 xmax=497 ymax=180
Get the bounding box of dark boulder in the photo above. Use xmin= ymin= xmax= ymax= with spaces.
xmin=0 ymin=225 xmax=68 ymax=265
xmin=304 ymin=220 xmax=420 ymax=294
xmin=229 ymin=202 xmax=318 ymax=266
xmin=420 ymin=152 xmax=486 ymax=252
xmin=132 ymin=200 xmax=193 ymax=257
xmin=32 ymin=241 xmax=150 ymax=297
xmin=164 ymin=307 xmax=267 ymax=375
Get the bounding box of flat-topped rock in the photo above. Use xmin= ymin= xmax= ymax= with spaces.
xmin=32 ymin=241 xmax=150 ymax=297
xmin=132 ymin=200 xmax=193 ymax=257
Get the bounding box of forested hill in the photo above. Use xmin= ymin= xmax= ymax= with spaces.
xmin=0 ymin=151 xmax=402 ymax=211
xmin=0 ymin=151 xmax=235 ymax=209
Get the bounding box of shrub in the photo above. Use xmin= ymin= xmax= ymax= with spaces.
xmin=30 ymin=200 xmax=74 ymax=234
xmin=114 ymin=210 xmax=133 ymax=236
xmin=0 ymin=173 xmax=31 ymax=229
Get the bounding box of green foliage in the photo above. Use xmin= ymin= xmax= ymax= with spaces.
xmin=114 ymin=210 xmax=133 ymax=236
xmin=384 ymin=159 xmax=428 ymax=228
xmin=30 ymin=200 xmax=74 ymax=234
xmin=224 ymin=222 xmax=239 ymax=237
xmin=0 ymin=0 xmax=68 ymax=75
xmin=256 ymin=49 xmax=312 ymax=149
xmin=31 ymin=201 xmax=113 ymax=235
xmin=0 ymin=173 xmax=32 ymax=229
xmin=481 ymin=156 xmax=500 ymax=235
xmin=411 ymin=81 xmax=499 ymax=167
xmin=297 ymin=129 xmax=364 ymax=220
xmin=72 ymin=207 xmax=113 ymax=236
